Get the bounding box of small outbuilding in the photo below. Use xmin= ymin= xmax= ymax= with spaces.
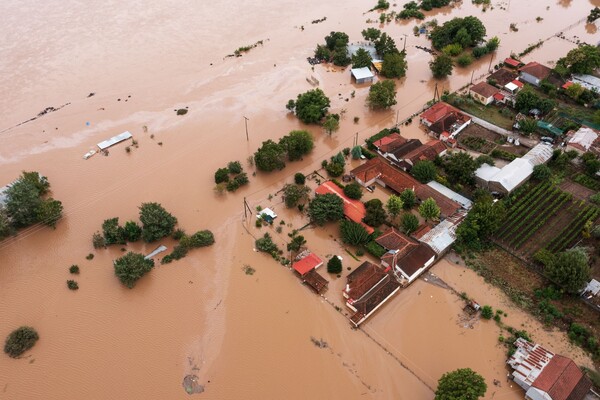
xmin=351 ymin=67 xmax=375 ymax=84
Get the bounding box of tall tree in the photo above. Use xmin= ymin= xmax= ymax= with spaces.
xmin=418 ymin=198 xmax=440 ymax=221
xmin=113 ymin=252 xmax=155 ymax=288
xmin=343 ymin=182 xmax=363 ymax=200
xmin=283 ymin=184 xmax=310 ymax=208
xmin=545 ymin=247 xmax=591 ymax=294
xmin=363 ymin=199 xmax=387 ymax=227
xmin=139 ymin=202 xmax=178 ymax=242
xmin=444 ymin=152 xmax=477 ymax=185
xmin=361 ymin=27 xmax=381 ymax=42
xmin=0 ymin=208 xmax=12 ymax=240
xmin=254 ymin=139 xmax=287 ymax=171
xmin=430 ymin=54 xmax=453 ymax=79
xmin=562 ymin=45 xmax=600 ymax=74
xmin=322 ymin=114 xmax=340 ymax=135
xmin=456 ymin=194 xmax=505 ymax=250
xmin=5 ymin=179 xmax=42 ymax=228
xmin=280 ymin=130 xmax=314 ymax=161
xmin=352 ymin=48 xmax=373 ymax=68
xmin=400 ymin=189 xmax=417 ymax=209
xmin=410 ymin=160 xmax=438 ymax=183
xmin=386 ymin=194 xmax=404 ymax=219
xmin=435 ymin=368 xmax=487 ymax=400
xmin=327 ymin=255 xmax=343 ymax=274
xmin=308 ymin=194 xmax=344 ymax=225
xmin=36 ymin=198 xmax=63 ymax=228
xmin=339 ymin=220 xmax=371 ymax=246
xmin=375 ymin=33 xmax=399 ymax=57
xmin=287 ymin=88 xmax=331 ymax=124
xmin=401 ymin=212 xmax=419 ymax=234
xmin=367 ymin=80 xmax=397 ymax=109
xmin=381 ymin=52 xmax=407 ymax=79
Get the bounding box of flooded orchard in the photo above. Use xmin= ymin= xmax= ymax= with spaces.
xmin=0 ymin=0 xmax=598 ymax=398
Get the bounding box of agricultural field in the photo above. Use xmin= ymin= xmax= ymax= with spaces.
xmin=494 ymin=182 xmax=600 ymax=260
xmin=457 ymin=123 xmax=528 ymax=157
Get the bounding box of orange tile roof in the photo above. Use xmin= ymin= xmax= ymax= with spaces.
xmin=470 ymin=81 xmax=500 ymax=98
xmin=376 ymin=227 xmax=419 ymax=253
xmin=504 ymin=58 xmax=521 ymax=68
xmin=420 ymin=102 xmax=461 ymax=125
xmin=315 ymin=181 xmax=374 ymax=234
xmin=403 ymin=140 xmax=447 ymax=164
xmin=351 ymin=158 xmax=420 ymax=193
xmin=519 ymin=61 xmax=552 ymax=80
xmin=532 ymin=355 xmax=592 ymax=400
xmin=292 ymin=253 xmax=323 ymax=276
xmin=373 ymin=133 xmax=402 ymax=149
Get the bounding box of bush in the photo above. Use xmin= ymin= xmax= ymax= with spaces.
xmin=172 ymin=228 xmax=186 ymax=240
xmin=294 ymin=173 xmax=306 ymax=185
xmin=456 ymin=53 xmax=473 ymax=67
xmin=67 ymin=280 xmax=79 ymax=290
xmin=139 ymin=202 xmax=178 ymax=243
xmin=92 ymin=232 xmax=106 ymax=249
xmin=442 ymin=43 xmax=463 ymax=57
xmin=69 ymin=265 xmax=80 ymax=274
xmin=102 ymin=217 xmax=125 ymax=245
xmin=327 ymin=256 xmax=342 ymax=274
xmin=325 ymin=161 xmax=344 ymax=177
xmin=123 ymin=221 xmax=142 ymax=242
xmin=189 ymin=230 xmax=215 ymax=247
xmin=364 ymin=241 xmax=386 ymax=258
xmin=340 ymin=220 xmax=371 ymax=246
xmin=113 ymin=252 xmax=155 ymax=288
xmin=255 ymin=233 xmax=279 ymax=257
xmin=214 ymin=168 xmax=230 ymax=184
xmin=227 ymin=161 xmax=243 ymax=174
xmin=176 ymin=108 xmax=188 ymax=115
xmin=4 ymin=326 xmax=39 ymax=358
xmin=481 ymin=305 xmax=493 ymax=319
xmin=343 ymin=182 xmax=363 ymax=200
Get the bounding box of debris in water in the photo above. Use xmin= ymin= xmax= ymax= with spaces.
xmin=182 ymin=375 xmax=204 ymax=395
xmin=243 ymin=265 xmax=256 ymax=275
xmin=310 ymin=336 xmax=328 ymax=348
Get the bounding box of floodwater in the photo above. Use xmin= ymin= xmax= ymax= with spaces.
xmin=0 ymin=0 xmax=597 ymax=398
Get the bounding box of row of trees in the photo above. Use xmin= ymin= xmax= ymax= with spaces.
xmin=0 ymin=171 xmax=63 ymax=240
xmin=254 ymin=130 xmax=314 ymax=172
xmin=214 ymin=160 xmax=249 ymax=193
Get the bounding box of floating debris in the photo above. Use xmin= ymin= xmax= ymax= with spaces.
xmin=182 ymin=375 xmax=204 ymax=395
xmin=310 ymin=336 xmax=328 ymax=349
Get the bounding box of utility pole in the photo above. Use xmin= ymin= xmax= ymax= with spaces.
xmin=353 ymin=132 xmax=359 ymax=147
xmin=488 ymin=52 xmax=494 ymax=73
xmin=243 ymin=116 xmax=249 ymax=141
xmin=470 ymin=70 xmax=475 ymax=85
xmin=395 ymin=109 xmax=400 ymax=126
xmin=433 ymin=83 xmax=440 ymax=103
xmin=243 ymin=197 xmax=252 ymax=221
xmin=402 ymin=34 xmax=408 ymax=52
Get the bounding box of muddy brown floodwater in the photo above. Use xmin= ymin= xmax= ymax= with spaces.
xmin=0 ymin=0 xmax=597 ymax=399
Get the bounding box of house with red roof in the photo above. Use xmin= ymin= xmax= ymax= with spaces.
xmin=508 ymin=338 xmax=592 ymax=400
xmin=504 ymin=58 xmax=521 ymax=69
xmin=469 ymin=81 xmax=500 ymax=105
xmin=381 ymin=243 xmax=436 ymax=284
xmin=420 ymin=102 xmax=471 ymax=139
xmin=343 ymin=261 xmax=400 ymax=326
xmin=402 ymin=139 xmax=448 ymax=167
xmin=373 ymin=133 xmax=404 ymax=154
xmin=315 ymin=181 xmax=374 ymax=234
xmin=519 ymin=62 xmax=552 ymax=87
xmin=292 ymin=251 xmax=328 ymax=294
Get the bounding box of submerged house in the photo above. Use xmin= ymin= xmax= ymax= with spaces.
xmin=292 ymin=251 xmax=328 ymax=294
xmin=381 ymin=242 xmax=436 ymax=285
xmin=507 ymin=338 xmax=592 ymax=400
xmin=351 ymin=67 xmax=375 ymax=84
xmin=402 ymin=140 xmax=448 ymax=167
xmin=343 ymin=261 xmax=400 ymax=327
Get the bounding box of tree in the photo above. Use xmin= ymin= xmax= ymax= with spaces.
xmin=227 ymin=161 xmax=243 ymax=174
xmin=280 ymin=130 xmax=314 ymax=161
xmin=430 ymin=16 xmax=486 ymax=49
xmin=343 ymin=182 xmax=363 ymax=200
xmin=456 ymin=54 xmax=473 ymax=67
xmin=0 ymin=208 xmax=12 ymax=240
xmin=5 ymin=179 xmax=42 ymax=228
xmin=563 ymin=45 xmax=600 ymax=74
xmin=340 ymin=220 xmax=371 ymax=246
xmin=323 ymin=114 xmax=340 ymax=135
xmin=361 ymin=27 xmax=381 ymax=42
xmin=485 ymin=36 xmax=500 ymax=52
xmin=401 ymin=213 xmax=419 ymax=234
xmin=435 ymin=368 xmax=487 ymax=400
xmin=254 ymin=139 xmax=287 ymax=171
xmin=400 ymin=189 xmax=417 ymax=209
xmin=444 ymin=152 xmax=477 ymax=185
xmin=381 ymin=52 xmax=407 ymax=79
xmin=374 ymin=33 xmax=399 ymax=57
xmin=189 ymin=230 xmax=215 ymax=247
xmin=419 ymin=198 xmax=440 ymax=221
xmin=283 ymin=184 xmax=310 ymax=208
xmin=287 ymin=234 xmax=306 ymax=252
xmin=4 ymin=326 xmax=39 ymax=358
xmin=581 ymin=152 xmax=600 ymax=176
xmin=327 ymin=256 xmax=343 ymax=274
xmin=367 ymin=80 xmax=397 ymax=109
xmin=386 ymin=194 xmax=404 ymax=219
xmin=352 ymin=48 xmax=373 ymax=68
xmin=113 ymin=252 xmax=155 ymax=288
xmin=35 ymin=198 xmax=63 ymax=228
xmin=430 ymin=54 xmax=453 ymax=79
xmin=456 ymin=194 xmax=505 ymax=250
xmin=363 ymin=199 xmax=387 ymax=227
xmin=410 ymin=160 xmax=438 ymax=183
xmin=351 ymin=146 xmax=363 ymax=160
xmin=481 ymin=305 xmax=493 ymax=319
xmin=102 ymin=217 xmax=126 ymax=245
xmin=519 ymin=118 xmax=538 ymax=135
xmin=454 ymin=28 xmax=471 ymax=49
xmin=545 ymin=247 xmax=591 ymax=294
xmin=566 ymin=83 xmax=585 ymax=100
xmin=325 ymin=31 xmax=349 ymax=51
xmin=308 ymin=194 xmax=344 ymax=225
xmin=139 ymin=202 xmax=178 ymax=242
xmin=288 ymin=88 xmax=331 ymax=124
xmin=214 ymin=168 xmax=229 ymax=184
xmin=515 ymin=87 xmax=541 ymax=113
xmin=332 ymin=48 xmax=351 ymax=67
xmin=294 ymin=173 xmax=306 ymax=185
xmin=123 ymin=221 xmax=142 ymax=242
xmin=588 ymin=7 xmax=600 ymax=23
xmin=475 ymin=155 xmax=494 ymax=167
xmin=532 ymin=164 xmax=552 ymax=181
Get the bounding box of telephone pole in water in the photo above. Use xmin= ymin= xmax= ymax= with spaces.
xmin=244 ymin=116 xmax=249 ymax=141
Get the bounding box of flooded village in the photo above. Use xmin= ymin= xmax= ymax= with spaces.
xmin=1 ymin=0 xmax=600 ymax=399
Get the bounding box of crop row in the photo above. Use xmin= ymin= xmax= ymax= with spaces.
xmin=511 ymin=193 xmax=571 ymax=249
xmin=503 ymin=191 xmax=566 ymax=246
xmin=498 ymin=188 xmax=561 ymax=240
xmin=496 ymin=183 xmax=554 ymax=237
xmin=547 ymin=206 xmax=599 ymax=253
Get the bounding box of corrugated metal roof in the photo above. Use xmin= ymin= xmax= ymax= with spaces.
xmin=475 ymin=163 xmax=501 ymax=182
xmin=351 ymin=67 xmax=374 ymax=80
xmin=523 ymin=142 xmax=554 ymax=165
xmin=418 ymin=219 xmax=456 ymax=255
xmin=568 ymin=127 xmax=599 ymax=152
xmin=97 ymin=131 xmax=133 ymax=150
xmin=426 ymin=181 xmax=472 ymax=209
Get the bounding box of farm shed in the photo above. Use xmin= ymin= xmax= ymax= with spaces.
xmin=426 ymin=181 xmax=472 ymax=209
xmin=351 ymin=67 xmax=374 ymax=84
xmin=97 ymin=131 xmax=133 ymax=150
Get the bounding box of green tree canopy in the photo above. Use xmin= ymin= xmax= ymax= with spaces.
xmin=361 ymin=28 xmax=381 ymax=42
xmin=532 ymin=164 xmax=552 ymax=181
xmin=283 ymin=184 xmax=311 ymax=208
xmin=430 ymin=54 xmax=454 ymax=79
xmin=562 ymin=45 xmax=600 ymax=74
xmin=123 ymin=220 xmax=142 ymax=242
xmin=4 ymin=326 xmax=39 ymax=358
xmin=367 ymin=80 xmax=397 ymax=109
xmin=401 ymin=212 xmax=419 ymax=234
xmin=444 ymin=152 xmax=477 ymax=185
xmin=5 ymin=179 xmax=43 ymax=228
xmin=113 ymin=252 xmax=155 ymax=288
xmin=400 ymin=189 xmax=417 ymax=209
xmin=515 ymin=87 xmax=556 ymax=114
xmin=343 ymin=182 xmax=363 ymax=200
xmin=340 ymin=220 xmax=371 ymax=246
xmin=456 ymin=194 xmax=505 ymax=250
xmin=254 ymin=139 xmax=287 ymax=171
xmin=0 ymin=208 xmax=12 ymax=240
xmin=375 ymin=33 xmax=399 ymax=58
xmin=381 ymin=52 xmax=408 ymax=79
xmin=139 ymin=202 xmax=178 ymax=242
xmin=325 ymin=31 xmax=349 ymax=51
xmin=410 ymin=160 xmax=438 ymax=183
xmin=214 ymin=168 xmax=229 ymax=184
xmin=386 ymin=194 xmax=404 ymax=219
xmin=545 ymin=247 xmax=591 ymax=294
xmin=419 ymin=197 xmax=440 ymax=221
xmin=363 ymin=198 xmax=387 ymax=227
xmin=323 ymin=114 xmax=340 ymax=135
xmin=280 ymin=130 xmax=314 ymax=161
xmin=35 ymin=198 xmax=63 ymax=228
xmin=352 ymin=48 xmax=373 ymax=68
xmin=287 ymin=234 xmax=306 ymax=252
xmin=308 ymin=193 xmax=345 ymax=225
xmin=102 ymin=217 xmax=125 ymax=245
xmin=430 ymin=16 xmax=486 ymax=50
xmin=287 ymin=88 xmax=331 ymax=124
xmin=435 ymin=368 xmax=487 ymax=400
xmin=327 ymin=255 xmax=343 ymax=274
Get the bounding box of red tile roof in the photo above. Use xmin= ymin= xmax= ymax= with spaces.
xmin=532 ymin=355 xmax=592 ymax=400
xmin=292 ymin=253 xmax=323 ymax=276
xmin=373 ymin=133 xmax=402 ymax=149
xmin=470 ymin=81 xmax=500 ymax=98
xmin=489 ymin=68 xmax=519 ymax=86
xmin=519 ymin=62 xmax=552 ymax=80
xmin=380 ymin=137 xmax=409 ymax=153
xmin=302 ymin=269 xmax=328 ymax=293
xmin=504 ymin=58 xmax=521 ymax=68
xmin=414 ymin=185 xmax=461 ymax=218
xmin=315 ymin=181 xmax=374 ymax=234
xmin=403 ymin=140 xmax=448 ymax=164
xmin=376 ymin=227 xmax=419 ymax=252
xmin=511 ymin=79 xmax=524 ymax=88
xmin=346 ymin=261 xmax=388 ymax=301
xmin=420 ymin=102 xmax=462 ymax=125
xmin=396 ymin=243 xmax=436 ymax=278
xmin=493 ymin=92 xmax=505 ymax=101
xmin=412 ymin=224 xmax=432 ymax=239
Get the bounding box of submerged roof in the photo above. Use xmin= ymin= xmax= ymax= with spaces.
xmin=351 ymin=67 xmax=374 ymax=80
xmin=395 ymin=243 xmax=436 ymax=278
xmin=376 ymin=227 xmax=419 ymax=253
xmin=97 ymin=131 xmax=132 ymax=150
xmin=293 ymin=253 xmax=323 ymax=276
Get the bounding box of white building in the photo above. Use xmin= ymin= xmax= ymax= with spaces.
xmin=571 ymin=74 xmax=600 ymax=92
xmin=566 ymin=126 xmax=599 ymax=154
